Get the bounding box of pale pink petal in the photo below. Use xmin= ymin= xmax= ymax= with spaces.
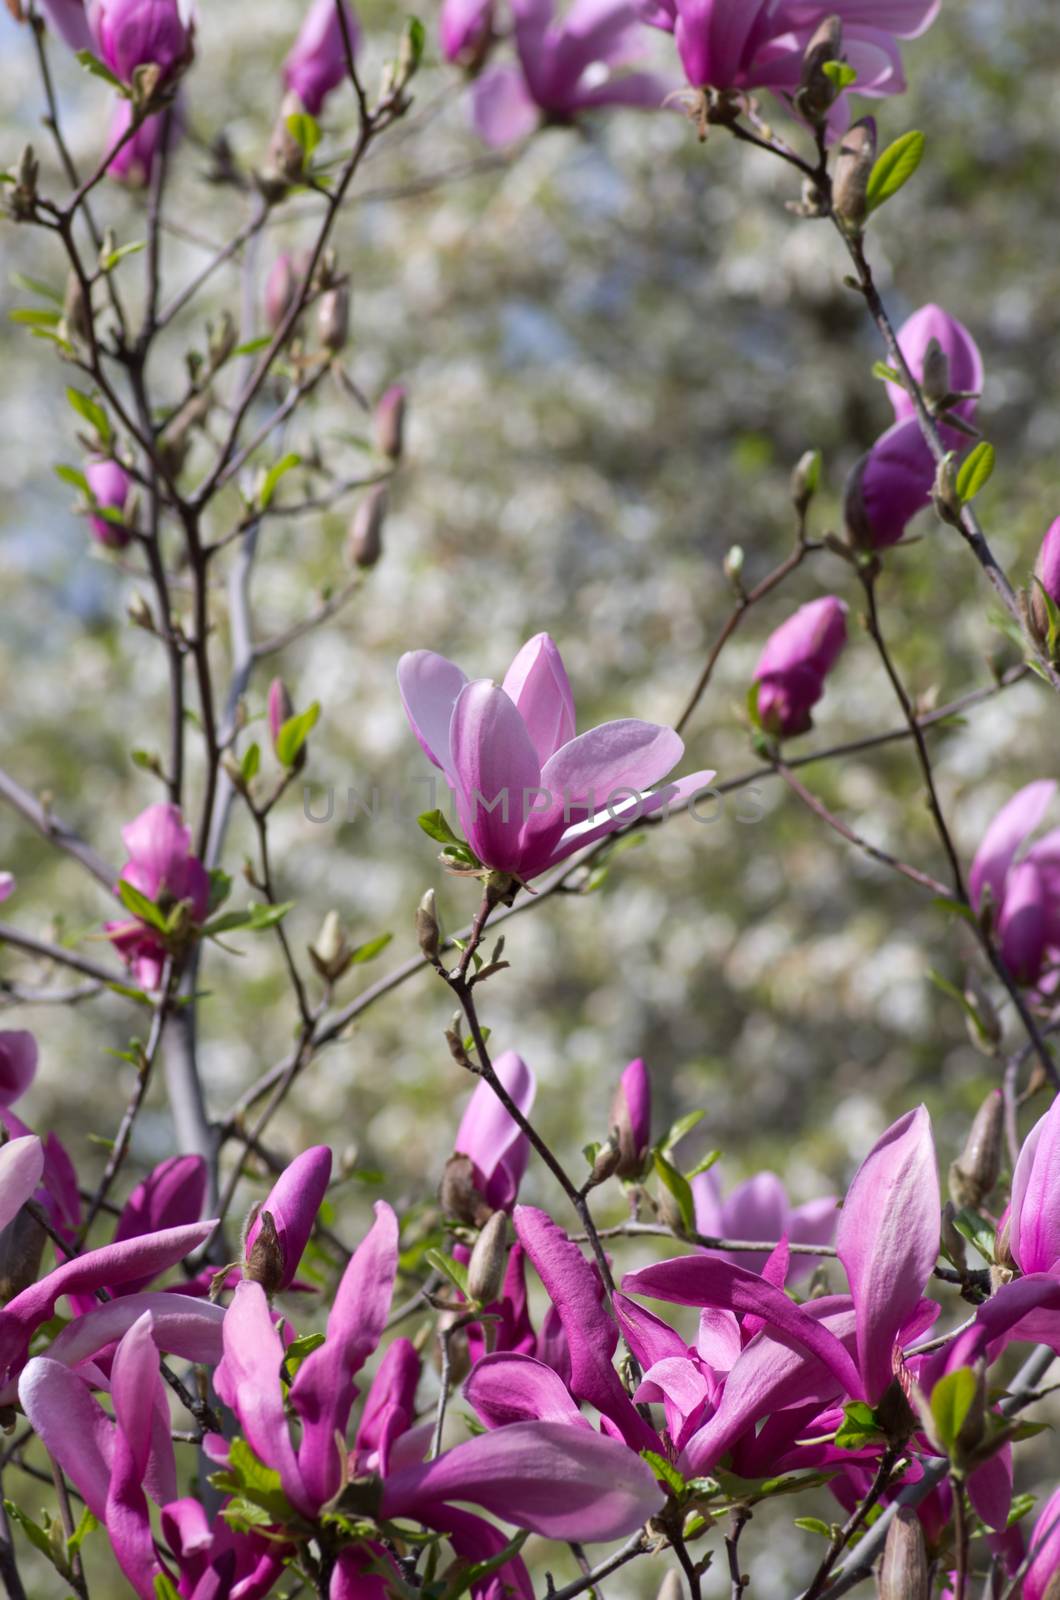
xmin=397 ymin=650 xmax=468 ymax=777
xmin=969 ymin=780 xmax=1056 ymax=911
xmin=451 ymin=681 xmax=542 ymax=874
xmin=0 ymin=1136 xmax=44 ymax=1234
xmin=501 ymin=634 xmax=576 ymax=765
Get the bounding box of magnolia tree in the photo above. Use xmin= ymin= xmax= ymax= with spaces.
xmin=1 ymin=0 xmax=1060 ymax=1597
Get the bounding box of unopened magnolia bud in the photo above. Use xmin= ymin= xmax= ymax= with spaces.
xmin=878 ymin=1508 xmax=929 ymax=1600
xmin=263 ymin=93 xmax=307 ymax=190
xmin=832 ymin=117 xmax=876 ymax=230
xmin=656 ymin=1572 xmax=684 ymax=1600
xmin=920 ymin=337 xmax=951 ymax=409
xmin=416 ymin=889 xmax=441 ymax=961
xmin=267 ymin=678 xmax=295 ymax=749
xmin=349 ymin=486 xmax=387 ymax=569
xmin=243 ymin=1207 xmax=285 ymax=1296
xmin=439 ymin=1153 xmax=492 ymax=1228
xmin=588 ymin=1139 xmax=622 ymax=1188
xmin=127 ymin=592 xmax=155 ymax=631
xmin=11 ymin=142 xmax=38 ymax=218
xmin=374 ymin=385 xmax=407 ymax=460
xmin=932 ymin=454 xmax=962 ymax=525
xmin=0 ymin=1208 xmax=46 ymax=1304
xmin=317 ymin=283 xmax=349 ymax=353
xmin=467 ymin=1210 xmax=509 ymax=1304
xmin=963 ymin=971 xmax=1001 ymax=1054
xmin=309 ymin=910 xmax=351 ymax=981
xmin=791 ymin=449 xmax=821 ymax=515
xmin=796 ymin=15 xmax=842 ymax=124
xmin=948 ymin=1089 xmax=1003 ymax=1213
xmin=61 ymin=271 xmax=92 ymax=346
xmin=940 ymin=1202 xmax=968 ymax=1275
xmin=723 ymin=545 xmax=744 ymax=590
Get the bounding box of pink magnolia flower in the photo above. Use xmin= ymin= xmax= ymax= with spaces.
xmin=453 ymin=1050 xmax=535 ymax=1211
xmin=645 ymin=0 xmax=938 ymax=118
xmin=1031 ymin=515 xmax=1060 ymax=639
xmin=88 ymin=0 xmax=193 ymax=84
xmin=692 ymin=1163 xmax=836 ymax=1282
xmin=752 ymin=596 xmax=848 ymax=738
xmin=105 ymin=803 xmax=210 ymax=989
xmin=0 ymin=1137 xmax=45 ymax=1237
xmin=283 ymin=0 xmax=360 ymax=115
xmin=850 ymin=304 xmax=983 ymax=549
xmin=1024 ymin=1486 xmax=1060 ymax=1600
xmin=36 ymin=0 xmax=93 ymax=50
xmin=86 ymin=457 xmax=133 ymax=548
xmin=0 ymin=1107 xmax=81 ymax=1250
xmin=106 ymin=98 xmax=181 ymax=186
xmin=470 ymin=0 xmax=670 ymax=149
xmin=969 ymin=780 xmax=1060 ymax=987
xmin=242 ymin=1144 xmax=332 ymax=1292
xmin=1009 ymin=1094 xmax=1060 ymax=1277
xmin=0 ymin=1031 xmax=38 ymax=1108
xmin=398 ymin=632 xmax=715 ymax=880
xmin=440 ymin=0 xmax=494 ymax=66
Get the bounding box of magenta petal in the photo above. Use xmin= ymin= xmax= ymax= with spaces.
xmin=18 ymin=1357 xmax=114 ymax=1519
xmin=354 ymin=1337 xmax=421 ymax=1473
xmin=1024 ymin=1486 xmax=1060 ymax=1600
xmin=397 ymin=650 xmax=468 ymax=777
xmin=107 ymin=1313 xmax=172 ymax=1596
xmin=112 ymin=1154 xmax=207 ymax=1293
xmin=0 ymin=1032 xmax=38 ymax=1108
xmin=0 ymin=1219 xmax=215 ymax=1386
xmin=969 ymin=780 xmax=1056 ymax=911
xmin=32 ymin=1293 xmax=225 ymax=1394
xmin=968 ymin=1444 xmax=1012 ymax=1534
xmin=622 ymin=1256 xmax=862 ymax=1396
xmin=1010 ymin=1095 xmax=1060 ymax=1275
xmin=997 ymin=858 xmax=1050 ymax=985
xmin=0 ymin=1136 xmax=44 ymax=1234
xmin=836 ymin=1106 xmax=939 ymax=1403
xmin=514 ymin=1205 xmax=657 ymax=1450
xmin=244 ymin=1145 xmax=332 ymax=1291
xmin=613 ymin=1290 xmax=687 ymax=1371
xmin=540 ymin=719 xmax=684 ymax=811
xmin=381 ymin=1419 xmax=662 ymax=1540
xmin=424 ymin=1506 xmax=534 ymax=1600
xmin=450 ymin=681 xmax=542 ymax=875
xmin=616 ymin=1057 xmax=651 ymax=1160
xmin=471 ymin=64 xmax=541 ymax=147
xmin=887 ymin=302 xmax=983 ymax=422
xmin=215 ymin=1281 xmax=309 ymax=1515
xmin=454 ymin=1050 xmax=535 ymax=1210
xmin=464 ymin=1351 xmax=588 ymax=1430
xmin=290 ymin=1201 xmax=398 ymax=1510
xmin=501 ymin=634 xmax=576 ymax=765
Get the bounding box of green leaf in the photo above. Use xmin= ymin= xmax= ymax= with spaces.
xmin=794 ymin=1517 xmax=832 ymax=1537
xmin=286 ymin=111 xmax=322 ymax=159
xmin=927 ymin=969 xmax=988 ymax=1036
xmin=241 ymin=742 xmax=261 ymax=783
xmin=209 ymin=1438 xmax=297 ymax=1526
xmin=203 ymin=901 xmax=295 ymax=938
xmin=10 ymin=272 xmax=64 ymax=305
xmin=233 ymin=334 xmax=272 ymax=357
xmin=259 ymin=452 xmax=301 ymax=510
xmin=418 ymin=809 xmax=464 ymax=847
xmin=872 ymin=360 xmax=902 ymax=384
xmin=660 ymin=1108 xmax=705 ymax=1156
xmin=350 ymin=932 xmax=393 ymax=964
xmin=117 ymin=879 xmax=170 ymax=933
xmin=66 ymin=386 xmax=111 ymax=443
xmin=208 ymin=869 xmax=232 ymax=914
xmin=835 ymin=1400 xmax=884 ymax=1451
xmin=951 ymin=1206 xmax=996 ymax=1263
xmin=5 ymin=1501 xmax=65 ymax=1572
xmin=425 ymin=1247 xmax=469 ymax=1296
xmin=930 ymin=1367 xmax=978 ymax=1455
xmin=440 ymin=1530 xmax=529 ymax=1600
xmin=10 ymin=307 xmax=61 ymax=328
xmin=931 ymin=896 xmax=980 ymax=926
xmin=955 ymin=441 xmax=995 ymax=504
xmin=641 ymin=1449 xmax=687 ymax=1498
xmin=101 ymin=239 xmax=146 ymax=272
xmin=403 ymin=16 xmax=426 ymax=69
xmin=822 ymin=59 xmax=857 ymax=90
xmin=746 ymin=678 xmax=763 ymax=732
xmin=685 ymin=1148 xmax=721 ymax=1180
xmin=866 ymin=130 xmax=926 ymax=213
xmin=653 ymin=1150 xmax=695 ymax=1235
xmin=54 ymin=463 xmax=90 ymax=494
xmin=1033 ymin=578 xmax=1060 ymax=657
xmin=75 ymin=47 xmax=125 ymax=88
xmin=276 ymin=702 xmax=320 ymax=768
xmin=282 ymin=1330 xmax=326 ymax=1379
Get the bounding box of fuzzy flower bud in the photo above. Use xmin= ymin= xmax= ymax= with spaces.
xmin=832 ymin=116 xmax=876 ymax=230
xmin=308 ymin=911 xmax=351 ymax=982
xmin=948 ymin=1089 xmax=1003 ymax=1211
xmin=61 ymin=271 xmax=92 ymax=347
xmin=349 ymin=485 xmax=387 ymax=569
xmin=374 ymin=385 xmax=407 ymax=461
xmin=795 ymin=15 xmax=842 ymax=124
xmin=1030 ymin=515 xmax=1060 ymax=648
xmin=467 ymin=1209 xmax=509 ymax=1304
xmin=878 ymin=1508 xmax=929 ymax=1600
xmin=790 ymin=449 xmax=821 ymax=516
xmin=416 ymin=888 xmax=441 ymax=961
xmin=264 ymin=252 xmax=299 ymax=333
xmin=317 ymin=282 xmax=350 ymax=353
xmin=752 ymin=597 xmax=848 ymax=739
xmin=609 ymin=1058 xmax=651 ymax=1180
xmin=243 ymin=1145 xmax=333 ymax=1294
xmin=263 ymin=92 xmax=309 ymax=190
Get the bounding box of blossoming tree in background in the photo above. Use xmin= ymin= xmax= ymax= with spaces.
xmin=2 ymin=0 xmax=1060 ymax=1596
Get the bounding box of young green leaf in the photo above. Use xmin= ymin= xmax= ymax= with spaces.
xmin=866 ymin=130 xmax=926 ymax=213
xmin=259 ymin=452 xmax=301 ymax=510
xmin=286 ymin=111 xmax=322 ymax=159
xmin=929 ymin=1366 xmax=978 ymax=1455
xmin=117 ymin=879 xmax=170 ymax=933
xmin=75 ymin=47 xmax=126 ymax=89
xmin=66 ymin=387 xmax=111 ymax=442
xmin=955 ymin=441 xmax=995 ymax=504
xmin=276 ymin=702 xmax=320 ymax=767
xmin=653 ymin=1150 xmax=695 ymax=1235
xmin=822 ymin=60 xmax=857 ymax=91
xmin=350 ymin=932 xmax=393 ymax=963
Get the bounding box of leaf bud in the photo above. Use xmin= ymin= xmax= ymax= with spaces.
xmin=466 ymin=1210 xmax=509 ymax=1304
xmin=795 ymin=15 xmax=842 ymax=125
xmin=309 ymin=910 xmax=351 ymax=982
xmin=832 ymin=116 xmax=876 ymax=231
xmin=416 ymin=888 xmax=441 ymax=961
xmin=439 ymin=1152 xmax=492 ymax=1228
xmin=243 ymin=1207 xmax=286 ymax=1297
xmin=348 ymin=485 xmax=388 ymax=569
xmin=61 ymin=271 xmax=92 ymax=347
xmin=374 ymin=385 xmax=407 ymax=461
xmin=262 ymin=92 xmax=307 ymax=192
xmin=940 ymin=1201 xmax=968 ymax=1275
xmin=932 ymin=453 xmax=963 ymax=526
xmin=948 ymin=1089 xmax=1003 ymax=1212
xmin=963 ymin=971 xmax=1001 ymax=1054
xmin=791 ymin=449 xmax=822 ymax=516
xmin=878 ymin=1508 xmax=929 ymax=1600
xmin=656 ymin=1573 xmax=684 ymax=1600
xmin=317 ymin=282 xmax=350 ymax=354
xmin=0 ymin=1208 xmax=46 ymax=1304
